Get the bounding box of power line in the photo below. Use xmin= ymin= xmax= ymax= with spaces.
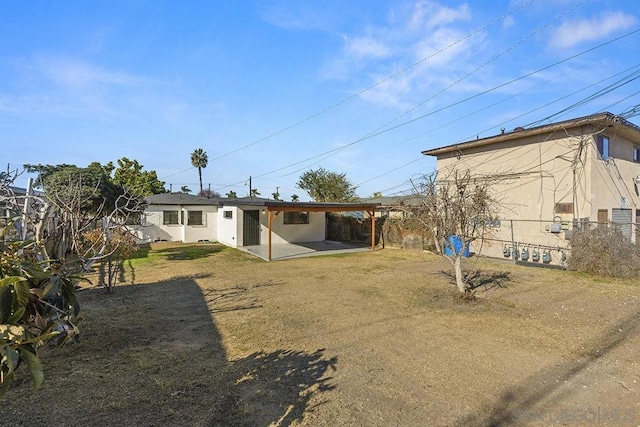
xmin=237 ymin=27 xmax=640 ymax=187
xmin=204 ymin=0 xmax=539 ymax=164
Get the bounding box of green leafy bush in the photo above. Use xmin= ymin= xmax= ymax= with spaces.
xmin=0 ymin=237 xmax=81 ymax=398
xmin=567 ymin=226 xmax=640 ymax=278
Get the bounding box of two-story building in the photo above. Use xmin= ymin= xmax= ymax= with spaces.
xmin=422 ymin=112 xmax=640 ymax=264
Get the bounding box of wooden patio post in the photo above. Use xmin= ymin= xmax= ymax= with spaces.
xmin=268 ymin=210 xmax=273 ymax=261
xmin=369 ymin=210 xmax=376 ymax=251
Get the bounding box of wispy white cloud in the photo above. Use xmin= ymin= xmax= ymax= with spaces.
xmin=321 ymin=1 xmax=478 ymax=108
xmin=35 ymin=57 xmax=146 ymax=88
xmin=502 ymin=15 xmax=516 ymax=31
xmin=324 ymin=0 xmax=471 ymax=83
xmin=0 ymin=56 xmax=160 ymax=118
xmin=344 ymin=36 xmax=392 ymax=59
xmin=549 ymin=11 xmax=637 ymax=49
xmin=408 ymin=0 xmax=471 ymax=30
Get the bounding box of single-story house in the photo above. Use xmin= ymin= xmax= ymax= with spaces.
xmin=422 ymin=112 xmax=640 ymax=264
xmin=138 ymin=193 xmax=379 ymax=260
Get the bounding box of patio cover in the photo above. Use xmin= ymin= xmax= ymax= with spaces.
xmin=221 ymin=199 xmax=380 ymax=261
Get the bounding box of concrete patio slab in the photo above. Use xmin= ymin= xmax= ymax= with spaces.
xmin=239 ymin=240 xmax=371 ymax=261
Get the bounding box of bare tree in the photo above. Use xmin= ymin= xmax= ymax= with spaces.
xmin=0 ymin=166 xmax=52 ymax=254
xmin=79 ymin=191 xmax=145 ymax=292
xmin=407 ymin=169 xmax=499 ymax=293
xmin=2 ymin=165 xmax=145 ymax=291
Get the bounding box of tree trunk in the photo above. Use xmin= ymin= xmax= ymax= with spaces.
xmin=107 ymin=255 xmax=113 ymax=293
xmin=454 ymin=255 xmax=466 ymax=293
xmin=198 ymin=167 xmax=203 ymax=194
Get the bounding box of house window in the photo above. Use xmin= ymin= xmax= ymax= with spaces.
xmin=163 ymin=210 xmax=179 ymax=225
xmin=188 ymin=211 xmax=203 ymax=225
xmin=554 ymin=203 xmax=573 ymax=215
xmin=596 ymin=135 xmax=609 ymax=160
xmin=633 ymin=146 xmax=640 ymax=162
xmin=283 ymin=211 xmax=309 ymax=224
xmin=223 ymin=210 xmax=233 ymax=219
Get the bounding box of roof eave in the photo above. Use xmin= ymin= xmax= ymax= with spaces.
xmin=422 ymin=112 xmax=640 ymax=156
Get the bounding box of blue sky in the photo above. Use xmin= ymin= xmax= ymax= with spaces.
xmin=2 ymin=0 xmax=640 ymax=200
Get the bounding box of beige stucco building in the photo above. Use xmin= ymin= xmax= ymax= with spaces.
xmin=422 ymin=112 xmax=640 ymax=265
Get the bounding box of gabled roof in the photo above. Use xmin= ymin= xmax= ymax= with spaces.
xmin=422 ymin=112 xmax=640 ymax=156
xmin=145 ymin=193 xmax=222 ymax=206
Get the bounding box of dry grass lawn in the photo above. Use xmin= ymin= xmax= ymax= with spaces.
xmin=2 ymin=242 xmax=640 ymax=426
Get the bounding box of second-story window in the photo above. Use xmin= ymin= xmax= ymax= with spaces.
xmin=597 ymin=135 xmax=609 ymax=160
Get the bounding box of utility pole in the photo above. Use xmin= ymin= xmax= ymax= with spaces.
xmin=249 ymin=176 xmax=252 ymax=200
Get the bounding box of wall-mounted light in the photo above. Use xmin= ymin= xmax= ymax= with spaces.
xmin=634 ymin=175 xmax=640 ymax=184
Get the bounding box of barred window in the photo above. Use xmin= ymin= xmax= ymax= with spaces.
xmin=188 ymin=211 xmax=203 ymax=225
xmin=223 ymin=210 xmax=233 ymax=219
xmin=163 ymin=210 xmax=179 ymax=225
xmin=283 ymin=212 xmax=309 ymax=225
xmin=555 ymin=203 xmax=573 ymax=215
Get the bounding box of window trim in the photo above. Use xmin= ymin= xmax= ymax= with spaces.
xmin=163 ymin=210 xmax=179 ymax=225
xmin=187 ymin=210 xmax=204 ymax=226
xmin=596 ymin=135 xmax=610 ymax=160
xmin=283 ymin=211 xmax=310 ymax=225
xmin=223 ymin=210 xmax=233 ymax=219
xmin=554 ymin=202 xmax=573 ymax=215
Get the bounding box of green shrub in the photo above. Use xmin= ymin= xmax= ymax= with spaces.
xmin=567 ymin=226 xmax=640 ymax=278
xmin=0 ymin=238 xmax=81 ymax=398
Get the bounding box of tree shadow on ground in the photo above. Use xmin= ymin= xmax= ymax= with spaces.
xmin=213 ymin=349 xmax=337 ymax=426
xmin=440 ymin=269 xmax=512 ymax=292
xmin=128 ymin=244 xmax=151 ymax=260
xmin=153 ymin=244 xmax=227 ymax=260
xmin=203 ymin=280 xmax=284 ymax=313
xmin=455 ymin=309 xmax=640 ymax=426
xmin=2 ymin=276 xmax=337 ymax=426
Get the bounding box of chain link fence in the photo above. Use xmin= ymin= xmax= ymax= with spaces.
xmin=328 ymin=213 xmax=638 ymax=269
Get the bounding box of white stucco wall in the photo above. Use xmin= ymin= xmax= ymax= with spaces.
xmin=218 ymin=206 xmax=327 ymax=247
xmin=266 ymin=211 xmax=325 ymax=244
xmin=217 ymin=206 xmax=239 ymax=247
xmin=137 ymin=204 xmax=218 ymax=243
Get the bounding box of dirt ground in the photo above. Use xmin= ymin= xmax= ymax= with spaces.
xmin=2 ymin=242 xmax=640 ymax=426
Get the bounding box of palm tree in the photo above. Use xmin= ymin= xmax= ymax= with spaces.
xmin=190 ymin=148 xmax=208 ymax=194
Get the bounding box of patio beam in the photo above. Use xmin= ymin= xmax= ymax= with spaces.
xmin=266 ymin=205 xmax=378 ymax=213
